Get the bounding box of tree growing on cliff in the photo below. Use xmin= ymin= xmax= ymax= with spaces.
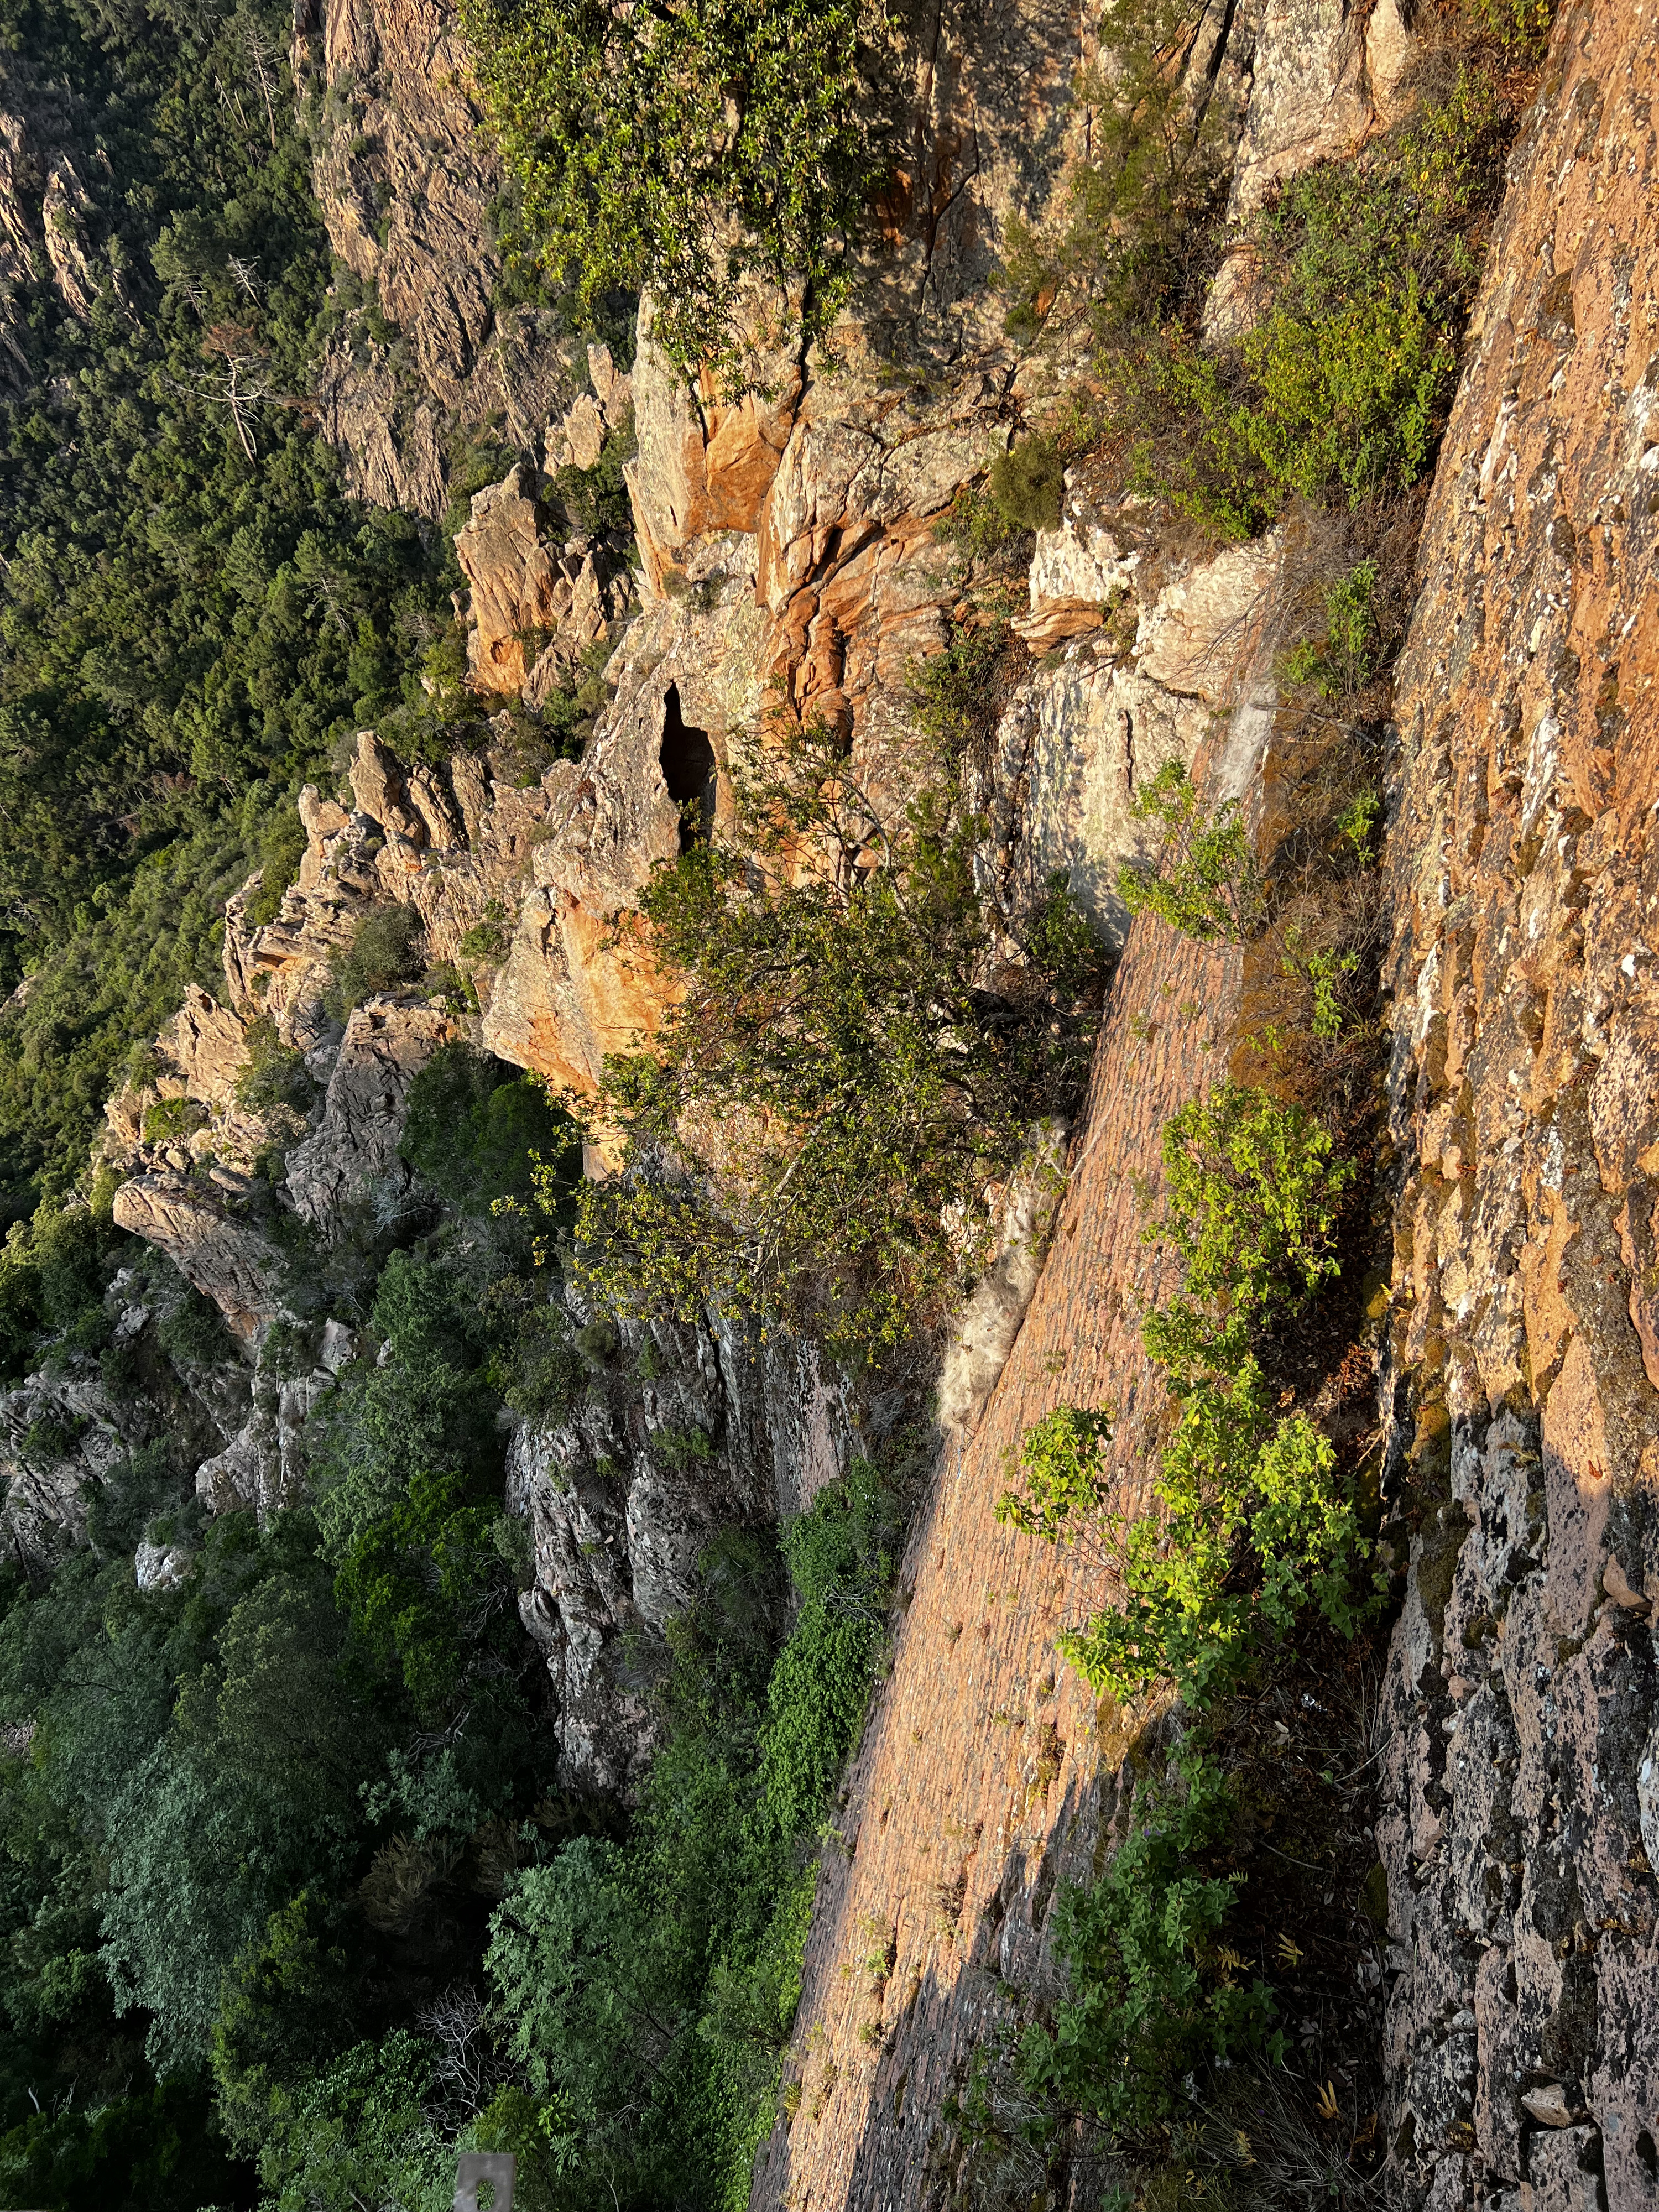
xmin=549 ymin=717 xmax=1105 ymax=1359
xmin=461 ymin=0 xmax=885 ymax=368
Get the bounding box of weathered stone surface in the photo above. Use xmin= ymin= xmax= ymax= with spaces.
xmin=112 ymin=1175 xmax=285 ymax=1344
xmin=1375 ymin=6 xmax=1659 ymax=2202
xmin=482 ymin=572 xmax=770 ymax=1088
xmin=291 ymin=0 xmax=572 ymax=514
xmin=507 ymin=1303 xmax=867 ymax=1794
xmin=285 ymin=997 xmax=459 ymax=1239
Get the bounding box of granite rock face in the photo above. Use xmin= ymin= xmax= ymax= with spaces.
xmin=507 ymin=1303 xmax=869 ymax=1795
xmin=1375 ymin=6 xmax=1659 ymax=2204
xmin=291 ymin=0 xmax=572 ymax=515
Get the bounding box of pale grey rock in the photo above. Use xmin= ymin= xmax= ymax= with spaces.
xmin=134 ymin=1540 xmax=192 ymax=1593
xmin=111 ymin=1174 xmax=284 ymax=1344
xmin=284 ymin=997 xmax=458 ymax=1240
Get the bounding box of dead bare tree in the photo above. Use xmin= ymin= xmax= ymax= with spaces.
xmin=187 ymin=321 xmax=274 ymax=462
xmin=242 ymin=15 xmax=281 ymax=148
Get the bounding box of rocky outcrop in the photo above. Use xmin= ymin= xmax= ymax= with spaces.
xmin=292 ymin=0 xmax=574 ymax=515
xmin=285 ymin=996 xmax=460 ymax=1237
xmin=1375 ymin=5 xmax=1659 ymax=2204
xmin=111 ymin=1175 xmax=286 ymax=1345
xmin=454 ymin=462 xmax=633 ymax=700
xmin=508 ymin=1302 xmax=869 ymax=1794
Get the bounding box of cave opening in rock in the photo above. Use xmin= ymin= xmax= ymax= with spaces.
xmin=659 ymin=684 xmax=717 ymax=852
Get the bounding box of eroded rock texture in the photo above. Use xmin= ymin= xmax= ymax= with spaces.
xmin=1377 ymin=6 xmax=1659 ymax=2204
xmin=292 ymin=0 xmax=572 ymax=514
xmin=509 ymin=1309 xmax=863 ymax=1794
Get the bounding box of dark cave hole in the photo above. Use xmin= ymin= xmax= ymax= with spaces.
xmin=660 ymin=683 xmax=717 ymax=852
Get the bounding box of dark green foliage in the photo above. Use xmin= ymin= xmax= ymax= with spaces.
xmin=1014 ymin=1749 xmax=1279 ymax=2138
xmin=400 ymin=1041 xmax=578 ymax=1213
xmin=486 ymin=1460 xmax=900 ymax=2212
xmin=0 ymin=2078 xmax=249 ymax=2212
xmin=1117 ymin=70 xmax=1510 ymax=538
xmin=549 ymin=406 xmax=637 ymax=539
xmin=985 ymin=437 xmax=1064 ymax=531
xmin=569 ymin=718 xmax=1102 ymax=1357
xmin=322 ymin=905 xmax=427 ymax=1020
xmin=0 ymin=0 xmax=452 ymax=1216
xmin=462 ymin=0 xmax=881 ymax=369
xmin=156 ymin=1281 xmax=236 ymax=1367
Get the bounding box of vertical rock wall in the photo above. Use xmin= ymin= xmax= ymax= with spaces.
xmin=1376 ymin=6 xmax=1659 ymax=2205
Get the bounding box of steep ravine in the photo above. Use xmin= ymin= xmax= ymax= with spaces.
xmin=3 ymin=0 xmax=1656 ymax=2206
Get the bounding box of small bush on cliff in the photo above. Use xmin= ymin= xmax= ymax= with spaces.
xmin=995 ymin=0 xmax=1238 ymax=345
xmin=556 ymin=716 xmax=1104 ymax=1358
xmin=998 ymin=1086 xmax=1374 ymax=1707
xmin=1013 ymin=1747 xmax=1279 ymax=2137
xmin=321 ymin=905 xmax=426 ymax=1020
xmin=461 ymin=0 xmax=883 ymax=371
xmin=987 ymin=437 xmax=1066 ymax=532
xmin=1116 ymin=67 xmax=1510 ymax=537
xmin=1117 ymin=763 xmax=1262 ymax=944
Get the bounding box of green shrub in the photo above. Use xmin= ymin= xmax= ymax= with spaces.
xmin=1117 ymin=69 xmax=1509 ymax=538
xmin=1001 ymin=1088 xmax=1373 ymax=1707
xmin=156 ymin=1284 xmax=234 ymax=1368
xmin=321 ymin=905 xmax=425 ymax=1020
xmin=1466 ymin=0 xmax=1554 ymax=54
xmin=995 ymin=0 xmax=1237 ymax=344
xmin=1282 ymin=560 xmax=1379 ymax=698
xmin=550 ymin=405 xmax=638 ymax=539
xmin=1155 ymin=1082 xmax=1354 ymax=1322
xmin=234 ymin=1013 xmax=316 ymax=1118
xmin=1014 ymin=1749 xmax=1279 ymax=2137
xmin=461 ymin=0 xmax=881 ymax=371
xmin=564 ymin=718 xmax=1100 ymax=1358
xmin=1118 ymin=762 xmax=1262 ymax=944
xmin=243 ymin=806 xmax=310 ymax=931
xmin=399 ymin=1041 xmax=577 ymax=1213
xmin=909 ymin=612 xmax=1013 ymax=748
xmin=140 ymin=1094 xmax=207 ymax=1146
xmin=987 ymin=437 xmax=1064 ymax=531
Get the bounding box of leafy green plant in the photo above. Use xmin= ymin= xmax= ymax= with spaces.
xmin=987 ymin=437 xmax=1065 ymax=531
xmin=461 ymin=0 xmax=882 ymax=371
xmin=139 ymin=1094 xmax=207 ymax=1146
xmin=559 ymin=716 xmax=1102 ymax=1358
xmin=235 ymin=1013 xmax=316 ymax=1118
xmin=321 ymin=905 xmax=426 ymax=1020
xmin=1116 ymin=69 xmax=1510 ymax=538
xmin=1000 ymin=1088 xmax=1372 ymax=1707
xmin=908 ymin=610 xmax=1013 ymax=748
xmin=1283 ymin=560 xmax=1379 ymax=698
xmin=1465 ymin=0 xmax=1554 ymax=55
xmin=1015 ymin=1749 xmax=1279 ymax=2137
xmin=1118 ymin=762 xmax=1262 ymax=944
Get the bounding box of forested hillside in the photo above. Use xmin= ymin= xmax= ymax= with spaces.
xmin=0 ymin=0 xmax=451 ymax=1214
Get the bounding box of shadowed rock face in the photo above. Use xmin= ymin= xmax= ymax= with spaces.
xmin=1374 ymin=4 xmax=1659 ymax=2203
xmin=291 ymin=0 xmax=572 ymax=515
